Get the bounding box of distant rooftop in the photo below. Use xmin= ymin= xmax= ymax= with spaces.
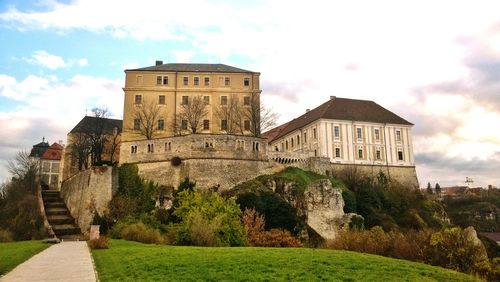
xmin=266 ymin=97 xmax=413 ymax=142
xmin=70 ymin=116 xmax=123 ymax=134
xmin=127 ymin=62 xmax=256 ymax=73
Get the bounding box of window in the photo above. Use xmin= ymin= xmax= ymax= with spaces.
xmin=181 ymin=96 xmax=189 ymax=105
xmin=291 ymin=138 xmax=294 ymax=148
xmin=134 ymin=95 xmax=142 ymax=104
xmin=203 ymin=119 xmax=210 ymax=130
xmin=358 ymin=148 xmax=363 ymax=159
xmin=181 ymin=120 xmax=188 ymax=130
xmin=194 ymin=77 xmax=199 ymax=86
xmin=204 ymin=77 xmax=210 ymax=86
xmin=165 ymin=142 xmax=171 ymax=151
xmin=398 ymin=149 xmax=404 ymax=161
xmin=244 ymin=120 xmax=250 ymax=131
xmin=147 ymin=143 xmax=154 ymax=153
xmin=244 ymin=78 xmax=250 ymax=86
xmin=334 ymin=126 xmax=340 ymax=139
xmin=237 ymin=140 xmax=245 ymax=150
xmin=221 ymin=119 xmax=228 ymax=130
xmin=304 ymin=132 xmax=307 ymax=143
xmin=156 ymin=76 xmax=162 ymax=85
xmin=221 ymin=96 xmax=228 ymax=105
xmin=203 ymin=96 xmax=210 ymax=105
xmin=243 ymin=96 xmax=250 ymax=106
xmin=335 ymin=147 xmax=341 ymax=158
xmin=131 ymin=145 xmax=137 ymax=154
xmin=285 ymin=140 xmax=289 ymax=150
xmin=313 ymin=128 xmax=317 ymax=139
xmin=163 ymin=76 xmax=168 ymax=85
xmin=396 ymin=130 xmax=402 ymax=142
xmin=183 ymin=76 xmax=188 ymax=86
xmin=356 ymin=128 xmax=362 ymax=140
xmin=374 ymin=128 xmax=380 ymax=141
xmin=158 ymin=119 xmax=164 ymax=130
xmin=252 ymin=141 xmax=260 ymax=151
xmin=376 ymin=148 xmax=381 ymax=160
xmin=297 ymin=135 xmax=300 ymax=146
xmin=134 ymin=119 xmax=140 ymax=130
xmin=224 ymin=77 xmax=230 ymax=86
xmin=159 ymin=95 xmax=165 ymax=104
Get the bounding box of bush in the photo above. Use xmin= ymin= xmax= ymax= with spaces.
xmin=121 ymin=222 xmax=164 ymax=244
xmin=173 ymin=190 xmax=245 ymax=246
xmin=427 ymin=227 xmax=490 ymax=275
xmin=88 ymin=236 xmax=109 ymax=249
xmin=243 ymin=208 xmax=301 ymax=248
xmin=0 ymin=228 xmax=13 ymax=242
xmin=109 ymin=196 xmax=139 ymax=221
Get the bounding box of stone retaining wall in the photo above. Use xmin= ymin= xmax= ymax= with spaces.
xmin=60 ymin=166 xmax=118 ymax=235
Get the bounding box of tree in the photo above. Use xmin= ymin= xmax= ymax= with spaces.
xmin=88 ymin=107 xmax=109 ymax=165
xmin=242 ymin=92 xmax=279 ymax=137
xmin=427 ymin=182 xmax=433 ymax=194
xmin=178 ymin=96 xmax=209 ymax=134
xmin=133 ymin=101 xmax=161 ymax=140
xmin=70 ymin=132 xmax=91 ymax=171
xmin=435 ymin=183 xmax=441 ymax=195
xmin=214 ymin=95 xmax=242 ymax=134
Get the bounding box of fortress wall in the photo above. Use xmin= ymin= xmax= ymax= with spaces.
xmin=60 ymin=166 xmax=118 ymax=235
xmin=136 ymin=158 xmax=284 ymax=191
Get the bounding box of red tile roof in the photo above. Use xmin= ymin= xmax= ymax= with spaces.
xmin=41 ymin=143 xmax=63 ymax=160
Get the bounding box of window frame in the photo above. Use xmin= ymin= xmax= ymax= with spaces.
xmin=244 ymin=77 xmax=250 ymax=86
xmin=181 ymin=96 xmax=189 ymax=105
xmin=158 ymin=95 xmax=165 ymax=105
xmin=134 ymin=95 xmax=142 ymax=105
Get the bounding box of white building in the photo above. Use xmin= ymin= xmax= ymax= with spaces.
xmin=264 ymin=96 xmax=415 ymax=167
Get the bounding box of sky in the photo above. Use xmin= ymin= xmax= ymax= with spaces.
xmin=0 ymin=0 xmax=499 ymax=188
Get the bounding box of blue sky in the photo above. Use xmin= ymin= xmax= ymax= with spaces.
xmin=1 ymin=0 xmax=500 ymax=188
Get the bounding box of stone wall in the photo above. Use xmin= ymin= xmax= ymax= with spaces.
xmin=60 ymin=166 xmax=118 ymax=235
xmin=120 ymin=134 xmax=267 ymax=165
xmin=137 ymin=158 xmax=284 ymax=191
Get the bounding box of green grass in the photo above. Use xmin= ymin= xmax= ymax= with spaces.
xmin=0 ymin=240 xmax=50 ymax=275
xmin=91 ymin=240 xmax=476 ymax=281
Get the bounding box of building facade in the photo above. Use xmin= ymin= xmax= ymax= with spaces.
xmin=122 ymin=62 xmax=261 ymax=142
xmin=265 ymin=96 xmax=415 ymax=167
xmin=30 ymin=139 xmax=63 ymax=189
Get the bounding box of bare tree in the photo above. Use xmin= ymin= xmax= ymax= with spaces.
xmin=70 ymin=132 xmax=91 ymax=171
xmin=178 ymin=95 xmax=209 ymax=134
xmin=214 ymin=95 xmax=242 ymax=134
xmin=133 ymin=101 xmax=161 ymax=140
xmin=243 ymin=93 xmax=279 ymax=137
xmin=8 ymin=151 xmax=38 ymax=180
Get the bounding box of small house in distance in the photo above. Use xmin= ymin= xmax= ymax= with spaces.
xmin=265 ymin=96 xmax=415 ymax=167
xmin=29 ymin=138 xmax=63 ymax=190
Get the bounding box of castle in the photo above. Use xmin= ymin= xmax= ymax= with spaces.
xmin=59 ymin=62 xmax=417 ymax=190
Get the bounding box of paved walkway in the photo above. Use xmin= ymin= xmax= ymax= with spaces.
xmin=0 ymin=241 xmax=97 ymax=282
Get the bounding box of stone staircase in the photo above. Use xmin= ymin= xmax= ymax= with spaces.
xmin=41 ymin=190 xmax=83 ymax=240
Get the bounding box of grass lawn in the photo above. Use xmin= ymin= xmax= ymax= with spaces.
xmin=0 ymin=240 xmax=50 ymax=275
xmin=92 ymin=240 xmax=477 ymax=281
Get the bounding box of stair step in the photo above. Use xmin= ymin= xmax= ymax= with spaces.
xmin=46 ymin=208 xmax=69 ymax=216
xmin=43 ymin=197 xmax=62 ymax=203
xmin=52 ymin=224 xmax=81 ymax=236
xmin=45 ymin=202 xmax=66 ymax=208
xmin=47 ymin=215 xmax=75 ymax=225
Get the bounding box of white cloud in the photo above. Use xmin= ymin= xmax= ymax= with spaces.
xmin=24 ymin=50 xmax=66 ymax=69
xmin=78 ymin=58 xmax=88 ymax=67
xmin=0 ymin=73 xmax=123 ymax=181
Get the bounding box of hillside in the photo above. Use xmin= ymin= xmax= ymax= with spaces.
xmin=91 ymin=240 xmax=476 ymax=281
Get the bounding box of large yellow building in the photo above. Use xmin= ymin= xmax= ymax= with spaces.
xmin=122 ymin=62 xmax=261 ymax=142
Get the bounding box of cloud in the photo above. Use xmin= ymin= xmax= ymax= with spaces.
xmin=0 ymin=73 xmax=123 ymax=181
xmin=78 ymin=58 xmax=88 ymax=67
xmin=23 ymin=50 xmax=66 ymax=69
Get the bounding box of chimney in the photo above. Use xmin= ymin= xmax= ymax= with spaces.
xmin=330 ymin=96 xmax=336 ymax=100
xmin=306 ymin=109 xmax=310 ymax=113
xmin=155 ymin=60 xmax=163 ymax=66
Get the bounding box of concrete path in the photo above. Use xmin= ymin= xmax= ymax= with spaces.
xmin=0 ymin=241 xmax=97 ymax=282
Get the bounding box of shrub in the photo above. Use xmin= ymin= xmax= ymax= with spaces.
xmin=0 ymin=228 xmax=13 ymax=242
xmin=91 ymin=213 xmax=112 ymax=235
xmin=243 ymin=208 xmax=301 ymax=248
xmin=88 ymin=236 xmax=109 ymax=249
xmin=187 ymin=211 xmax=220 ymax=246
xmin=121 ymin=222 xmax=164 ymax=244
xmin=427 ymin=227 xmax=490 ymax=275
xmin=109 ymin=196 xmax=139 ymax=221
xmin=173 ymin=190 xmax=245 ymax=246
